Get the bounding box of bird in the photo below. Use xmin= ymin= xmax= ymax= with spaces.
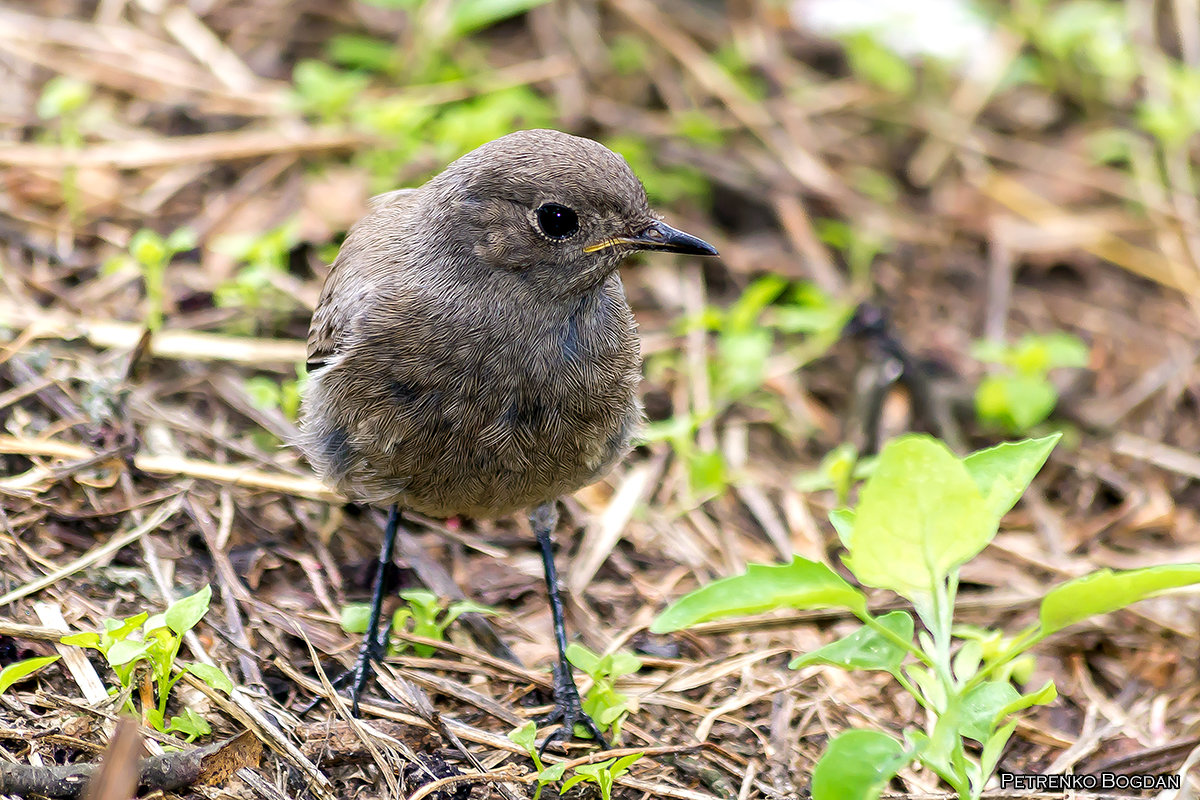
xmin=297 ymin=128 xmax=718 ymax=747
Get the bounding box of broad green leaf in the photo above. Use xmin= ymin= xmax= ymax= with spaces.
xmin=790 ymin=611 xmax=913 ymax=672
xmin=185 ymin=663 xmax=233 ymax=694
xmin=841 ymin=436 xmax=993 ymax=600
xmin=166 ymin=707 xmax=211 ymax=741
xmin=608 ymin=652 xmax=641 ymax=676
xmin=565 ymin=643 xmax=602 ymax=675
xmin=650 ymin=556 xmax=867 ymax=633
xmin=952 ymin=639 xmax=983 ymax=683
xmin=143 ymin=613 xmax=167 ymax=632
xmin=539 ymin=762 xmax=567 ymax=781
xmin=165 ymin=585 xmax=211 ymax=635
xmin=828 ymin=508 xmax=855 ymax=548
xmin=963 ymin=434 xmax=1060 ymax=520
xmin=961 ymin=681 xmax=1020 ymax=743
xmin=106 ymin=639 xmax=148 ymax=667
xmin=508 ymin=721 xmax=536 ymax=753
xmin=0 ymin=656 xmax=60 ymax=694
xmin=1039 ymin=565 xmax=1200 ymax=635
xmin=811 ymin=729 xmax=910 ymax=800
xmin=340 ymin=604 xmax=370 ymax=634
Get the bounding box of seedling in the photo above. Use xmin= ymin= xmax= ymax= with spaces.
xmin=564 ymin=644 xmax=640 ymax=741
xmin=972 ymin=332 xmax=1089 ymax=434
xmin=507 ymin=721 xmax=568 ymax=800
xmin=0 ymin=655 xmax=60 ymax=695
xmin=245 ymin=362 xmax=307 ymax=425
xmin=104 ymin=228 xmax=197 ymax=332
xmin=213 ymin=222 xmax=302 ymax=335
xmin=654 ymin=433 xmax=1200 ymax=799
xmin=560 ymin=754 xmax=643 ymax=800
xmin=62 ymin=585 xmax=232 ymax=741
xmin=341 ymin=589 xmax=495 ymax=658
xmin=36 ymin=76 xmax=92 ymax=222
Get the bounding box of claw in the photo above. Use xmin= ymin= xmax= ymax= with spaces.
xmin=537 ymin=662 xmax=610 ymax=754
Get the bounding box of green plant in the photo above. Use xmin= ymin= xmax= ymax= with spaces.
xmin=507 ymin=721 xmax=568 ymax=799
xmin=104 ymin=228 xmax=197 ymax=332
xmin=213 ymin=222 xmax=302 ymax=335
xmin=560 ymin=754 xmax=643 ymax=800
xmin=0 ymin=655 xmax=60 ymax=695
xmin=644 ymin=278 xmax=852 ymax=503
xmin=653 ymin=433 xmax=1200 ymax=800
xmin=341 ymin=589 xmax=494 ymax=658
xmin=564 ymin=644 xmax=641 ymax=741
xmin=37 ymin=76 xmax=92 ymax=222
xmin=245 ymin=363 xmax=307 ymax=425
xmin=62 ymin=585 xmax=232 ymax=741
xmin=973 ymin=332 xmax=1089 ymax=434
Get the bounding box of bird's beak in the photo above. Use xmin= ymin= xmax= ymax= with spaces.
xmin=584 ymin=220 xmax=719 ymax=257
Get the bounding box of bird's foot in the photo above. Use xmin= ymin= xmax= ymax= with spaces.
xmin=296 ymin=623 xmax=390 ymax=718
xmin=537 ymin=662 xmax=610 ymax=754
xmin=347 ymin=622 xmax=391 ymax=716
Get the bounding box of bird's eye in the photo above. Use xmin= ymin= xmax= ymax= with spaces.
xmin=535 ymin=203 xmax=579 ymax=240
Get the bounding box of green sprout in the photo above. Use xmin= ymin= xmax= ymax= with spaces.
xmin=560 ymin=754 xmax=644 ymax=800
xmin=62 ymin=585 xmax=232 ymax=741
xmin=972 ymin=332 xmax=1089 ymax=434
xmin=341 ymin=589 xmax=495 ymax=658
xmin=36 ymin=76 xmax=92 ymax=222
xmin=653 ymin=433 xmax=1200 ymax=799
xmin=103 ymin=228 xmax=197 ymax=332
xmin=564 ymin=644 xmax=641 ymax=742
xmin=507 ymin=721 xmax=569 ymax=800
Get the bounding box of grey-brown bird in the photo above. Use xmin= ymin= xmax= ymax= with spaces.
xmin=298 ymin=129 xmax=717 ymax=745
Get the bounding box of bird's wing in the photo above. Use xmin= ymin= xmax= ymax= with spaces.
xmin=305 ymin=188 xmax=419 ymax=373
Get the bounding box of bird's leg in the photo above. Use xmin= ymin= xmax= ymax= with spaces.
xmin=348 ymin=504 xmax=401 ymax=716
xmin=530 ymin=502 xmax=609 ymax=752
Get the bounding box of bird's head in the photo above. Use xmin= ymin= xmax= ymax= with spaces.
xmin=425 ymin=129 xmax=718 ymax=296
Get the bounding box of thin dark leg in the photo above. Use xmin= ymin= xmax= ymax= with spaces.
xmin=530 ymin=502 xmax=609 ymax=752
xmin=348 ymin=504 xmax=401 ymax=716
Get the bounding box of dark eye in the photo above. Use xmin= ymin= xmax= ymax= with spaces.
xmin=535 ymin=203 xmax=579 ymax=240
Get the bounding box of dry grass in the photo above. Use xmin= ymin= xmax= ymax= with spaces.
xmin=2 ymin=1 xmax=1200 ymax=798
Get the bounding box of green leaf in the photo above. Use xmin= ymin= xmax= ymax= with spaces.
xmin=37 ymin=76 xmax=92 ymax=119
xmin=841 ymin=436 xmax=994 ymax=600
xmin=996 ymin=680 xmax=1056 ymax=720
xmin=610 ymin=752 xmax=643 ymax=776
xmin=185 ymin=663 xmax=233 ymax=694
xmin=961 ymin=681 xmax=1021 ymax=743
xmin=828 ymin=508 xmax=856 ymax=548
xmin=0 ymin=656 xmax=60 ymax=694
xmin=1039 ymin=565 xmax=1200 ymax=635
xmin=507 ymin=721 xmax=536 ymax=753
xmin=143 ymin=613 xmax=167 ymax=632
xmin=650 ymin=556 xmax=868 ymax=633
xmin=166 ymin=707 xmax=211 ymax=741
xmin=963 ymin=434 xmax=1060 ymax=520
xmin=106 ymin=639 xmax=148 ymax=667
xmin=981 ymin=719 xmax=1018 ymax=779
xmin=449 ymin=0 xmax=554 ymax=38
xmin=60 ymin=632 xmax=101 ymax=649
xmin=339 ymin=604 xmax=370 ymax=634
xmin=790 ymin=611 xmax=913 ymax=672
xmin=811 ymin=729 xmax=911 ymax=800
xmin=539 ymin=762 xmax=567 ymax=782
xmin=165 ymin=585 xmax=212 ymax=635
xmin=565 ymin=643 xmax=602 ymax=675
xmin=952 ymin=639 xmax=983 ymax=684
xmin=608 ymin=652 xmax=641 ymax=676
xmin=975 ymin=374 xmax=1057 ymax=433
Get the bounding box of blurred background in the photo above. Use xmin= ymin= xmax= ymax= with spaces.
xmin=2 ymin=0 xmax=1200 ymax=795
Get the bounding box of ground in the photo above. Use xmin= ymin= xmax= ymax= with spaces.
xmin=2 ymin=1 xmax=1200 ymax=799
